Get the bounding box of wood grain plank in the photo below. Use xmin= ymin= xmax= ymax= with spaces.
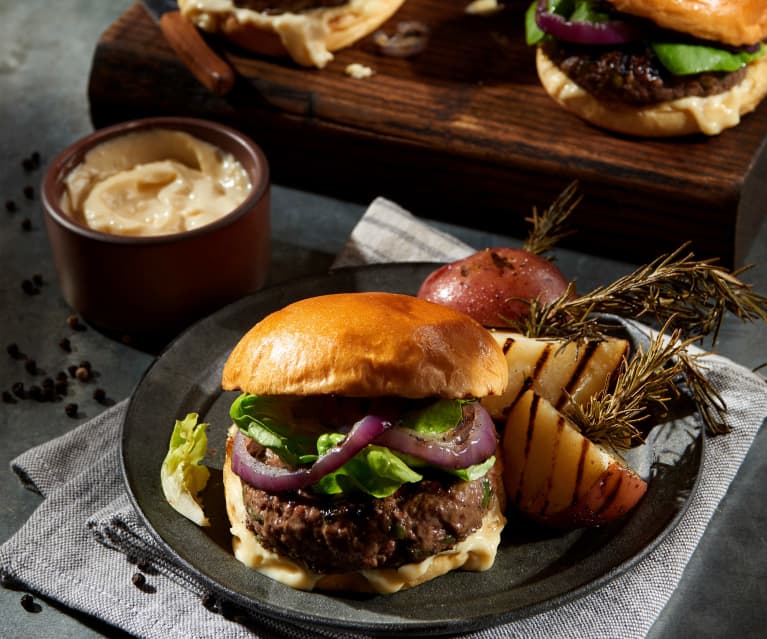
xmin=87 ymin=2 xmax=767 ymax=266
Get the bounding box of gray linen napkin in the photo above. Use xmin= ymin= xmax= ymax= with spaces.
xmin=2 ymin=196 xmax=767 ymax=639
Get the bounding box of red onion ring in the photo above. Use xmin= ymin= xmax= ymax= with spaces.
xmin=376 ymin=402 xmax=497 ymax=469
xmin=231 ymin=414 xmax=391 ymax=492
xmin=535 ymin=0 xmax=643 ymax=45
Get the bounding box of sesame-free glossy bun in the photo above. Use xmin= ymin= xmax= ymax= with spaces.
xmin=608 ymin=0 xmax=767 ymax=47
xmin=178 ymin=0 xmax=407 ymax=68
xmin=536 ymin=47 xmax=767 ymax=137
xmin=222 ymin=291 xmax=508 ymax=398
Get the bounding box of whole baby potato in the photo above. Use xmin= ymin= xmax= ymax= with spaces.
xmin=417 ymin=248 xmax=569 ymax=327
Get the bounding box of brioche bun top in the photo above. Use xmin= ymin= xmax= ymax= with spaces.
xmin=608 ymin=0 xmax=767 ymax=46
xmin=222 ymin=292 xmax=508 ymax=398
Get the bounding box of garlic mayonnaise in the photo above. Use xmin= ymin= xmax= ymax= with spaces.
xmin=61 ymin=129 xmax=252 ymax=237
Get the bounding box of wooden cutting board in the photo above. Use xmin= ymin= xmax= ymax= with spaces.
xmin=87 ymin=2 xmax=767 ymax=266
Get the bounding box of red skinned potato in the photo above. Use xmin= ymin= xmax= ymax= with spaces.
xmin=417 ymin=248 xmax=570 ymax=327
xmin=502 ymin=389 xmax=648 ymax=528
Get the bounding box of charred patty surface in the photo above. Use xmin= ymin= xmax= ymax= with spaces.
xmin=233 ymin=0 xmax=348 ymax=14
xmin=542 ymin=40 xmax=747 ymax=104
xmin=240 ymin=448 xmax=503 ymax=574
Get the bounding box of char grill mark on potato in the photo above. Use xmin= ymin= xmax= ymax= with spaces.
xmin=557 ymin=340 xmax=599 ymax=411
xmin=233 ymin=0 xmax=349 ymax=13
xmin=542 ymin=40 xmax=748 ymax=104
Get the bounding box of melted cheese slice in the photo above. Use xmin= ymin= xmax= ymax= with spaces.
xmin=537 ymin=47 xmax=767 ymax=137
xmin=179 ymin=0 xmax=398 ymax=68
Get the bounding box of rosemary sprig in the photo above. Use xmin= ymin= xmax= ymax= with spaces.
xmin=564 ymin=325 xmax=727 ymax=452
xmin=522 ymin=181 xmax=580 ymax=256
xmin=518 ymin=242 xmax=767 ymax=343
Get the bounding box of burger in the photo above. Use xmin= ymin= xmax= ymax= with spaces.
xmin=526 ymin=0 xmax=767 ymax=136
xmin=220 ymin=291 xmax=509 ymax=593
xmin=177 ymin=0 xmax=408 ymax=68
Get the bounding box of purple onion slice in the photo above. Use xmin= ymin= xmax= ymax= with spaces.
xmin=231 ymin=414 xmax=390 ymax=492
xmin=375 ymin=402 xmax=497 ymax=469
xmin=536 ymin=0 xmax=643 ymax=45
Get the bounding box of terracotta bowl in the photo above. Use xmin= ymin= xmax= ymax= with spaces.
xmin=42 ymin=117 xmax=270 ymax=345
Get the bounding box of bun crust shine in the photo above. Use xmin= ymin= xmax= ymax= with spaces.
xmin=178 ymin=0 xmax=407 ymax=68
xmin=222 ymin=292 xmax=508 ymax=399
xmin=608 ymin=0 xmax=767 ymax=47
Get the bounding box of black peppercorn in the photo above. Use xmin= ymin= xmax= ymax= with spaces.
xmin=23 ymin=185 xmax=34 ymax=200
xmin=66 ymin=316 xmax=87 ymax=331
xmin=32 ymin=273 xmax=43 ymax=287
xmin=2 ymin=391 xmax=15 ymax=403
xmin=58 ymin=337 xmax=71 ymax=352
xmin=12 ymin=382 xmax=25 ymax=399
xmin=42 ymin=377 xmax=54 ymax=389
xmin=131 ymin=572 xmax=145 ymax=587
xmin=93 ymin=388 xmax=106 ymax=403
xmin=79 ymin=360 xmax=92 ymax=371
xmin=28 ymin=385 xmax=42 ymax=401
xmin=20 ymin=593 xmax=40 ymax=613
xmin=201 ymin=592 xmax=217 ymax=611
xmin=21 ymin=279 xmax=38 ymax=295
xmin=5 ymin=199 xmax=17 ymax=213
xmin=67 ymin=365 xmax=78 ymax=378
xmin=55 ymin=380 xmax=68 ymax=396
xmin=6 ymin=343 xmax=21 ymax=359
xmin=64 ymin=403 xmax=78 ymax=418
xmin=20 ymin=218 xmax=32 ymax=231
xmin=24 ymin=359 xmax=37 ymax=374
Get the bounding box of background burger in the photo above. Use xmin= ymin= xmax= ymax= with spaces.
xmin=220 ymin=291 xmax=509 ymax=593
xmin=178 ymin=0 xmax=408 ymax=68
xmin=526 ymin=0 xmax=767 ymax=136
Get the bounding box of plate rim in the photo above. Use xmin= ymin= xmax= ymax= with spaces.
xmin=120 ymin=262 xmax=706 ymax=637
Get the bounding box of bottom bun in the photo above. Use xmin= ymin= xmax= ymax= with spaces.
xmin=223 ymin=427 xmax=506 ymax=594
xmin=536 ymin=47 xmax=767 ymax=137
xmin=179 ymin=0 xmax=406 ymax=68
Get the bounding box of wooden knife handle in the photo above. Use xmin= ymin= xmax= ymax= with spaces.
xmin=159 ymin=10 xmax=235 ymax=96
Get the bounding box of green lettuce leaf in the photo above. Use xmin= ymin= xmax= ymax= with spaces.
xmin=160 ymin=413 xmax=210 ymax=526
xmin=229 ymin=393 xmax=495 ymax=498
xmin=525 ymin=0 xmax=765 ymax=77
xmin=651 ymin=42 xmax=765 ymax=75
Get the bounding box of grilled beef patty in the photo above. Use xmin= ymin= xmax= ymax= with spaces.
xmin=233 ymin=0 xmax=348 ymax=14
xmin=240 ymin=444 xmax=503 ymax=574
xmin=542 ymin=40 xmax=747 ymax=104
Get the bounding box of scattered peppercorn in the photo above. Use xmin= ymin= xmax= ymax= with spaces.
xmin=23 ymin=185 xmax=34 ymax=200
xmin=5 ymin=199 xmax=17 ymax=213
xmin=58 ymin=337 xmax=72 ymax=352
xmin=20 ymin=218 xmax=32 ymax=231
xmin=131 ymin=572 xmax=145 ymax=588
xmin=12 ymin=382 xmax=25 ymax=399
xmin=54 ymin=380 xmax=68 ymax=396
xmin=24 ymin=359 xmax=37 ymax=375
xmin=28 ymin=385 xmax=42 ymax=401
xmin=67 ymin=315 xmax=86 ymax=331
xmin=79 ymin=360 xmax=92 ymax=371
xmin=20 ymin=593 xmax=40 ymax=613
xmin=32 ymin=273 xmax=43 ymax=287
xmin=42 ymin=377 xmax=54 ymax=389
xmin=93 ymin=388 xmax=106 ymax=403
xmin=67 ymin=365 xmax=78 ymax=378
xmin=201 ymin=592 xmax=217 ymax=611
xmin=2 ymin=391 xmax=15 ymax=403
xmin=75 ymin=366 xmax=90 ymax=382
xmin=64 ymin=403 xmax=78 ymax=418
xmin=21 ymin=279 xmax=38 ymax=295
xmin=6 ymin=343 xmax=22 ymax=359
xmin=22 ymin=158 xmax=34 ymax=172
xmin=31 ymin=151 xmax=41 ymax=166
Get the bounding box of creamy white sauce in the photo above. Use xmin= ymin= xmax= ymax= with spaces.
xmin=61 ymin=129 xmax=251 ymax=237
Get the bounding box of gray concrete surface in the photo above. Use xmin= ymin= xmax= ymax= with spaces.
xmin=1 ymin=2 xmax=766 ymax=638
